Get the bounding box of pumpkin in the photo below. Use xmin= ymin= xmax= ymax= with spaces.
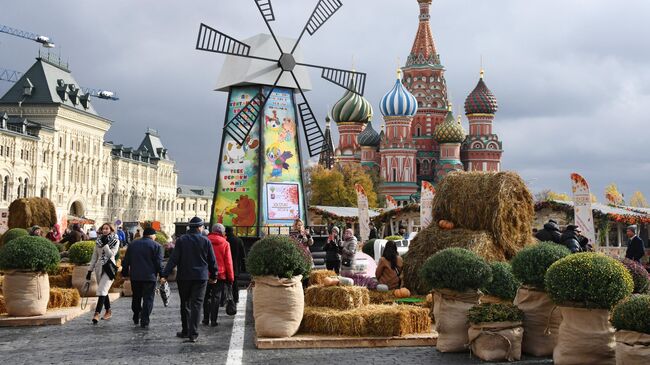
xmin=323 ymin=277 xmax=339 ymax=287
xmin=438 ymin=220 xmax=454 ymax=230
xmin=393 ymin=287 xmax=411 ymax=298
xmin=426 ymin=293 xmax=433 ymax=303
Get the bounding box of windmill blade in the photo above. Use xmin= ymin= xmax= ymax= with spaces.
xmin=290 ymin=71 xmax=329 ymax=158
xmin=290 ymin=0 xmax=343 ymax=54
xmin=0 ymin=68 xmax=22 ymax=83
xmin=224 ymin=71 xmax=284 ymax=145
xmin=296 ymin=62 xmax=366 ymax=95
xmin=253 ymin=0 xmax=284 ymax=53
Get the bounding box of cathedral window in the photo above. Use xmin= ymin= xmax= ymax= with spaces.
xmin=416 ymin=126 xmax=421 ymax=136
xmin=392 ymin=169 xmax=397 ymax=181
xmin=2 ymin=176 xmax=7 ymax=201
xmin=423 ymin=160 xmax=429 ymax=173
xmin=416 ymin=160 xmax=421 ymax=175
xmin=23 ymin=178 xmax=28 ymax=197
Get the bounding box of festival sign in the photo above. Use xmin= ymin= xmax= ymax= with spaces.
xmin=386 ymin=195 xmax=398 ymax=210
xmin=356 ymin=183 xmax=370 ymax=242
xmin=571 ymin=173 xmax=596 ymax=246
xmin=266 ymin=183 xmax=300 ymax=220
xmin=420 ymin=181 xmax=435 ymax=229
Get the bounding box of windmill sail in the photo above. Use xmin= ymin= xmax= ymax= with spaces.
xmin=196 ymin=23 xmax=251 ymax=58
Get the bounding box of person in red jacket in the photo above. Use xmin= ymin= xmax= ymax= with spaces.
xmin=202 ymin=223 xmax=234 ymax=326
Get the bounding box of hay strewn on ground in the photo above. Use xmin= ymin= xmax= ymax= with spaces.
xmin=305 ymin=286 xmax=369 ymax=310
xmin=432 ymin=171 xmax=534 ymax=259
xmin=8 ymin=197 xmax=57 ymax=229
xmin=403 ymin=225 xmax=503 ymax=294
xmin=48 ymin=288 xmax=80 ymax=309
xmin=301 ymin=305 xmax=431 ymax=337
xmin=309 ymin=270 xmax=337 ymax=286
xmin=49 ymin=274 xmax=72 ymax=288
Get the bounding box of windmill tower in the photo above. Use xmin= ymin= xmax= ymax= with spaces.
xmin=198 ymin=0 xmax=367 ymax=236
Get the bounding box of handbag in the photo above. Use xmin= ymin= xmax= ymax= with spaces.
xmin=102 ymin=260 xmax=118 ymax=280
xmin=157 ymin=281 xmax=171 ymax=307
xmin=225 ymin=284 xmax=237 ymax=316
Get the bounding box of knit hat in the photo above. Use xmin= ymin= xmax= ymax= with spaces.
xmin=212 ymin=223 xmax=225 ymax=234
xmin=29 ymin=225 xmax=41 ymax=234
xmin=143 ymin=227 xmax=156 ymax=236
xmin=188 ymin=216 xmax=204 ymax=227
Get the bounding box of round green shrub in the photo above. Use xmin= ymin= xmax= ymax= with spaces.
xmin=362 ymin=239 xmax=376 ymax=257
xmin=0 ymin=236 xmax=59 ymax=272
xmin=68 ymin=241 xmax=96 ymax=265
xmin=384 ymin=235 xmax=403 ymax=241
xmin=545 ymin=253 xmax=633 ymax=309
xmin=618 ymin=258 xmax=650 ymax=294
xmin=511 ymin=242 xmax=571 ymax=289
xmin=419 ymin=248 xmax=492 ymax=292
xmin=1 ymin=228 xmax=29 ymax=246
xmin=481 ymin=261 xmax=520 ymax=301
xmin=246 ymin=235 xmax=311 ymax=279
xmin=469 ymin=303 xmax=524 ymax=324
xmin=155 ymin=232 xmax=168 ymax=245
xmin=611 ymin=295 xmax=650 ymax=334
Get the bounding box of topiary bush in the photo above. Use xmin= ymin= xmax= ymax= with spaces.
xmin=385 ymin=235 xmax=403 ymax=241
xmin=469 ymin=303 xmax=524 ymax=324
xmin=1 ymin=228 xmax=29 ymax=246
xmin=545 ymin=253 xmax=633 ymax=309
xmin=617 ymin=258 xmax=650 ymax=294
xmin=481 ymin=261 xmax=520 ymax=301
xmin=0 ymin=236 xmax=59 ymax=272
xmin=68 ymin=241 xmax=96 ymax=265
xmin=419 ymin=248 xmax=492 ymax=292
xmin=611 ymin=294 xmax=650 ymax=334
xmin=511 ymin=242 xmax=570 ymax=289
xmin=247 ymin=235 xmax=311 ymax=279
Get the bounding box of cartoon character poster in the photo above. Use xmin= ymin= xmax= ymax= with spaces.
xmin=261 ymin=87 xmax=305 ymax=225
xmin=212 ymin=86 xmax=261 ymax=234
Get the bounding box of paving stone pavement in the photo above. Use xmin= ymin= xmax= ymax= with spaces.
xmin=0 ymin=284 xmax=553 ymax=365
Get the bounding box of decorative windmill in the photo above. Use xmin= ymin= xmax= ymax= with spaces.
xmin=199 ymin=0 xmax=367 ymax=235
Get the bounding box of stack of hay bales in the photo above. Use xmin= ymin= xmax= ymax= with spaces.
xmin=49 ymin=264 xmax=74 ymax=288
xmin=8 ymin=197 xmax=57 ymax=229
xmin=308 ymin=270 xmax=337 ymax=286
xmin=305 ymin=286 xmax=369 ymax=310
xmin=403 ymin=171 xmax=535 ymax=294
xmin=48 ymin=288 xmax=81 ymax=309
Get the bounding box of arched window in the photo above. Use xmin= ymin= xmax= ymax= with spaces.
xmin=416 ymin=126 xmax=421 ymax=137
xmin=3 ymin=176 xmax=8 ymax=201
xmin=416 ymin=160 xmax=421 ymax=175
xmin=423 ymin=160 xmax=429 ymax=173
xmin=16 ymin=178 xmax=22 ymax=199
xmin=392 ymin=169 xmax=397 ymax=181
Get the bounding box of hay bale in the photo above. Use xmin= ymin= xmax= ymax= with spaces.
xmin=0 ymin=295 xmax=5 ymax=314
xmin=49 ymin=274 xmax=72 ymax=288
xmin=55 ymin=264 xmax=74 ymax=277
xmin=309 ymin=270 xmax=337 ymax=286
xmin=432 ymin=171 xmax=534 ymax=258
xmin=304 ymin=285 xmax=369 ymax=310
xmin=403 ymin=225 xmax=502 ymax=294
xmin=301 ymin=305 xmax=431 ymax=337
xmin=0 ymin=275 xmax=3 ymax=294
xmin=48 ymin=288 xmax=80 ymax=309
xmin=8 ymin=197 xmax=57 ymax=229
xmin=368 ymin=290 xmax=396 ymax=304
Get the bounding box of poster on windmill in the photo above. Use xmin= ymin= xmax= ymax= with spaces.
xmin=420 ymin=181 xmax=435 ymax=229
xmin=212 ymin=86 xmax=261 ymax=233
xmin=571 ymin=173 xmax=596 ymax=245
xmin=356 ymin=183 xmax=370 ymax=242
xmin=260 ymin=87 xmax=305 ymax=225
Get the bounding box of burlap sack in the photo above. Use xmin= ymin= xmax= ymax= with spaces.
xmin=615 ymin=330 xmax=650 ymax=365
xmin=3 ymin=271 xmax=50 ymax=316
xmin=253 ymin=275 xmax=304 ymax=338
xmin=433 ymin=289 xmax=480 ymax=352
xmin=513 ymin=286 xmax=561 ymax=356
xmin=71 ymin=265 xmax=98 ymax=297
xmin=480 ymin=294 xmax=511 ymax=304
xmin=554 ymin=307 xmax=615 ymax=365
xmin=468 ymin=321 xmax=523 ymax=362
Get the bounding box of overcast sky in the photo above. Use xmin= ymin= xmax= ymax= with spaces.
xmin=2 ymin=0 xmax=649 ymax=201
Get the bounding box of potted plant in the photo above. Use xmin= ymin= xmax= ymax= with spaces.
xmin=481 ymin=261 xmax=520 ymax=304
xmin=511 ymin=242 xmax=570 ymax=356
xmin=545 ymin=253 xmax=633 ymax=365
xmin=611 ymin=294 xmax=650 ymax=363
xmin=617 ymin=258 xmax=650 ymax=294
xmin=0 ymin=236 xmax=59 ymax=316
xmin=68 ymin=241 xmax=98 ymax=297
xmin=419 ymin=247 xmax=492 ymax=352
xmin=468 ymin=303 xmax=524 ymax=362
xmin=247 ymin=235 xmax=311 ymax=338
xmin=1 ymin=228 xmax=28 ymax=247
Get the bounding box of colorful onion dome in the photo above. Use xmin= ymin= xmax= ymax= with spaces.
xmin=380 ymin=69 xmax=418 ymax=117
xmin=464 ymin=70 xmax=498 ymax=115
xmin=331 ymin=80 xmax=373 ymax=123
xmin=434 ymin=105 xmax=466 ymax=144
xmin=358 ymin=121 xmax=380 ymax=147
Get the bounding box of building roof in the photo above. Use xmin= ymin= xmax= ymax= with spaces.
xmin=0 ymin=56 xmax=98 ymax=115
xmin=318 ymin=116 xmax=336 ymax=169
xmin=434 ymin=108 xmax=465 ymax=144
xmin=330 ymin=80 xmax=373 ymax=124
xmin=138 ymin=128 xmax=170 ymax=160
xmin=406 ymin=0 xmax=441 ymax=68
xmin=177 ymin=184 xmax=214 ymax=198
xmin=310 ymin=205 xmax=381 ymax=219
xmin=358 ymin=121 xmax=381 ymax=147
xmin=465 ymin=71 xmax=498 ymax=115
xmin=380 ymin=71 xmax=418 ymax=118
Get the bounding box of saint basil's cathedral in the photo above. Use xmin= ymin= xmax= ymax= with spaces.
xmin=318 ymin=0 xmax=503 ymax=206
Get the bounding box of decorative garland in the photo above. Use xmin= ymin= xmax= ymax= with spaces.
xmin=535 ymin=200 xmax=650 ymax=225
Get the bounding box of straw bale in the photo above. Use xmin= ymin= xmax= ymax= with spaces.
xmin=432 ymin=171 xmax=534 ymax=258
xmin=309 ymin=270 xmax=337 ymax=286
xmin=300 ymin=305 xmax=431 ymax=337
xmin=54 ymin=264 xmax=75 ymax=277
xmin=304 ymin=285 xmax=369 ymax=310
xmin=8 ymin=197 xmax=57 ymax=229
xmin=0 ymin=295 xmax=5 ymax=314
xmin=0 ymin=275 xmax=4 ymax=294
xmin=368 ymin=290 xmax=396 ymax=304
xmin=49 ymin=274 xmax=72 ymax=288
xmin=47 ymin=288 xmax=80 ymax=309
xmin=403 ymin=224 xmax=503 ymax=294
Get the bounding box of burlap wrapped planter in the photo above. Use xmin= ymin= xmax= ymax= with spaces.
xmin=513 ymin=286 xmax=561 ymax=356
xmin=433 ymin=289 xmax=480 ymax=352
xmin=253 ymin=275 xmax=304 ymax=338
xmin=3 ymin=271 xmax=50 ymax=316
xmin=554 ymin=307 xmax=615 ymax=365
xmin=468 ymin=321 xmax=523 ymax=362
xmin=71 ymin=265 xmax=97 ymax=297
xmin=615 ymin=330 xmax=650 ymax=364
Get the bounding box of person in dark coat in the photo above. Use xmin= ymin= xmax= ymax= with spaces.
xmin=122 ymin=227 xmax=163 ymax=329
xmin=60 ymin=223 xmax=88 ymax=248
xmin=625 ymin=225 xmax=646 ymax=262
xmin=160 ymin=217 xmax=217 ymax=343
xmin=368 ymin=222 xmax=378 ymax=240
xmin=535 ymin=219 xmax=562 ymax=243
xmin=323 ymin=226 xmax=342 ymax=274
xmin=225 ymin=226 xmax=246 ymax=304
xmin=560 ymin=225 xmax=582 ymax=253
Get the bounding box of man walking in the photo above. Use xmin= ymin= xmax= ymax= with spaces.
xmin=204 ymin=224 xmax=234 ymax=326
xmin=161 ymin=217 xmax=217 ymax=343
xmin=121 ymin=227 xmax=163 ymax=329
xmin=625 ymin=225 xmax=646 ymax=262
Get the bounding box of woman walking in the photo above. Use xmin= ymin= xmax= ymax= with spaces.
xmin=87 ymin=223 xmax=120 ymax=324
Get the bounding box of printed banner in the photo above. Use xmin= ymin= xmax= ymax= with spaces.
xmin=356 ymin=184 xmax=370 ymax=242
xmin=386 ymin=195 xmax=398 ymax=210
xmin=420 ymin=181 xmax=435 ymax=229
xmin=571 ymin=173 xmax=596 ymax=246
xmin=266 ymin=183 xmax=300 ymax=220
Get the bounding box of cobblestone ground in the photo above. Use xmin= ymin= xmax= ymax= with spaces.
xmin=0 ymin=285 xmax=553 ymax=365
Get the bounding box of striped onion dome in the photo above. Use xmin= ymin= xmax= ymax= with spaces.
xmin=464 ymin=70 xmax=498 ymax=115
xmin=434 ymin=106 xmax=466 ymax=144
xmin=380 ymin=70 xmax=418 ymax=117
xmin=331 ymin=80 xmax=373 ymax=124
xmin=358 ymin=121 xmax=380 ymax=147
